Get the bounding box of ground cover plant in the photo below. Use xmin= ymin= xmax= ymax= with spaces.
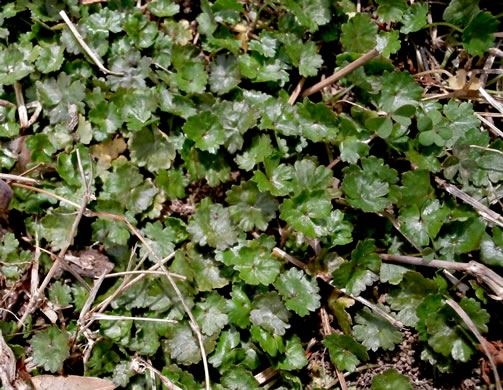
xmin=1 ymin=0 xmax=503 ymax=388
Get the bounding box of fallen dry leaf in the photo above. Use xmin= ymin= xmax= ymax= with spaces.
xmin=31 ymin=375 xmax=116 ymax=390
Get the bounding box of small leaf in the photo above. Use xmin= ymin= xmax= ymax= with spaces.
xmin=443 ymin=0 xmax=480 ymax=25
xmin=463 ymin=11 xmax=499 ymax=56
xmin=370 ymin=369 xmax=413 ymax=390
xmin=250 ymin=292 xmax=290 ymax=336
xmin=220 ymin=367 xmax=260 ymax=389
xmin=324 ymin=334 xmax=369 ymax=372
xmin=226 ymin=180 xmax=278 ymax=231
xmin=147 ymin=0 xmax=179 ymax=17
xmin=332 ymin=239 xmax=381 ymax=296
xmin=183 ymin=111 xmax=226 ymax=154
xmin=209 ymin=55 xmax=241 ymax=95
xmin=353 ymin=307 xmax=402 ymax=351
xmin=31 ymin=326 xmax=69 ymax=372
xmin=187 ymin=199 xmax=238 ymax=250
xmin=274 ymin=268 xmax=321 ymax=316
xmin=376 ymin=0 xmax=408 ymax=22
xmin=129 ymin=127 xmax=176 ymax=173
xmin=341 ymin=13 xmax=377 ymax=53
xmin=400 ymin=3 xmax=428 ymax=34
xmin=276 ymin=335 xmax=308 ymax=370
xmin=194 ymin=293 xmax=229 ymax=336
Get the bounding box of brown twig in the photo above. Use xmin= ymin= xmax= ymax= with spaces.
xmin=380 ymin=253 xmax=503 ymax=300
xmin=288 ymin=77 xmax=305 ymax=105
xmin=434 ymin=176 xmax=503 ymax=229
xmin=301 ymin=48 xmax=379 ymax=97
xmin=445 ymin=299 xmax=502 ymax=390
xmin=59 ymin=11 xmax=123 ymax=76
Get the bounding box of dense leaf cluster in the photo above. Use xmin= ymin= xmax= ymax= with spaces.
xmin=0 ymin=0 xmax=502 ymax=388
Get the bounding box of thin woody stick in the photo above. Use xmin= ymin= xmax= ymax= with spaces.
xmin=301 ymin=48 xmax=379 ymax=97
xmin=59 ymin=11 xmax=123 ymax=76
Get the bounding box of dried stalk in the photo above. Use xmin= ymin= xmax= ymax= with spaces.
xmin=380 ymin=253 xmax=503 ymax=300
xmin=434 ymin=176 xmax=503 ymax=229
xmin=301 ymin=48 xmax=379 ymax=97
xmin=446 ymin=299 xmax=502 ymax=390
xmin=59 ymin=11 xmax=123 ymax=76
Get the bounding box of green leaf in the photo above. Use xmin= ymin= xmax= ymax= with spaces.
xmin=252 ymin=159 xmax=294 ymax=197
xmin=220 ymin=235 xmax=280 ymax=285
xmin=250 ymin=292 xmax=290 ymax=336
xmin=35 ymin=44 xmax=64 ymax=73
xmin=226 ymin=180 xmax=278 ymax=231
xmin=140 ymin=221 xmax=176 ymax=261
xmin=166 ymin=323 xmax=201 ymax=365
xmin=462 ymin=11 xmax=499 ymax=56
xmin=156 ymin=168 xmax=189 ymax=200
xmin=276 ymin=335 xmax=308 ymax=370
xmin=250 ymin=325 xmax=285 ymax=357
xmin=398 ymin=205 xmax=430 ymax=247
xmin=332 ymin=239 xmax=381 ymax=295
xmin=416 ymin=295 xmax=487 ymax=362
xmin=436 ymin=217 xmax=485 ymax=256
xmin=39 ymin=208 xmax=76 ymax=251
xmin=279 ymin=190 xmax=333 ymax=238
xmin=172 ymin=62 xmax=208 ymax=94
xmin=209 ymin=55 xmax=241 ymax=95
xmin=387 ymin=272 xmax=438 ymax=327
xmin=89 ymin=101 xmax=122 ymax=137
xmin=129 ymin=127 xmax=176 ymax=172
xmin=274 ymin=268 xmax=320 ymax=316
xmin=174 ymin=243 xmax=229 ymax=291
xmin=147 ymin=0 xmax=180 ymax=17
xmin=183 ymin=111 xmax=226 ymax=154
xmin=209 ymin=328 xmax=240 ymax=368
xmin=399 ymin=169 xmax=433 ymax=206
xmin=235 ymin=134 xmax=274 ymax=171
xmin=400 ymin=3 xmax=428 ymax=34
xmin=342 ymin=156 xmax=399 ymax=213
xmin=220 ymin=367 xmax=260 ymax=389
xmin=297 ymin=101 xmax=339 ymax=142
xmin=378 ymin=71 xmax=423 ymax=113
xmin=187 ymin=199 xmax=238 ymax=250
xmin=480 ymin=228 xmax=503 ymax=267
xmin=48 ymin=281 xmax=72 ymax=306
xmin=341 ymin=13 xmax=377 ymax=53
xmin=376 ymin=0 xmax=408 ymax=22
xmin=284 ymin=0 xmax=331 ymax=32
xmin=370 ymin=369 xmax=413 ymax=390
xmin=0 ymin=45 xmax=34 ymax=84
xmin=366 ymin=116 xmax=393 ymax=138
xmin=376 ymin=30 xmax=401 ymax=58
xmin=443 ymin=0 xmax=480 ymax=25
xmin=248 ymin=32 xmax=278 ymax=58
xmin=324 ymin=334 xmax=369 ymax=372
xmin=353 ymin=307 xmax=402 ymax=351
xmin=31 ymin=326 xmax=69 ymax=372
xmin=195 ymin=293 xmax=229 ymax=336
xmin=124 ymin=12 xmax=158 ymax=48
xmin=226 ymin=284 xmax=252 ymax=329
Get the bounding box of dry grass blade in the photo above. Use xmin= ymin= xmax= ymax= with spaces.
xmin=380 ymin=254 xmax=503 ymax=300
xmin=301 ymin=48 xmax=379 ymax=97
xmin=89 ymin=313 xmax=177 ymax=323
xmin=479 ymin=87 xmax=503 ymax=114
xmin=434 ymin=176 xmax=503 ymax=229
xmin=476 ymin=113 xmax=503 ymax=138
xmin=0 ymin=174 xmax=39 ymax=184
xmin=131 ymin=357 xmax=182 ymax=390
xmin=59 ymin=11 xmax=123 ymax=76
xmin=445 ymin=299 xmax=502 ymax=390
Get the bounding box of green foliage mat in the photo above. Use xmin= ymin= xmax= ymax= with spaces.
xmin=0 ymin=0 xmax=502 ymax=388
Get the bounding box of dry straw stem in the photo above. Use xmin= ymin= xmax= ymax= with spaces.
xmin=18 ymin=151 xmax=92 ymax=328
xmin=476 ymin=113 xmax=503 ymax=138
xmin=89 ymin=313 xmax=177 ymax=324
xmin=445 ymin=298 xmax=502 ymax=390
xmin=300 ymin=48 xmax=379 ymax=97
xmin=131 ymin=357 xmax=182 ymax=390
xmin=434 ymin=176 xmax=503 ymax=229
xmin=12 ymin=176 xmax=211 ymax=389
xmin=380 ymin=254 xmax=503 ymax=300
xmin=59 ymin=10 xmax=123 ymax=76
xmin=0 ymin=330 xmax=31 ymax=390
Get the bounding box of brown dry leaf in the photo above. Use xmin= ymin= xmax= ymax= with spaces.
xmin=0 ymin=179 xmax=13 ymax=213
xmin=32 ymin=375 xmax=116 ymax=390
xmin=90 ymin=137 xmax=127 ymax=168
